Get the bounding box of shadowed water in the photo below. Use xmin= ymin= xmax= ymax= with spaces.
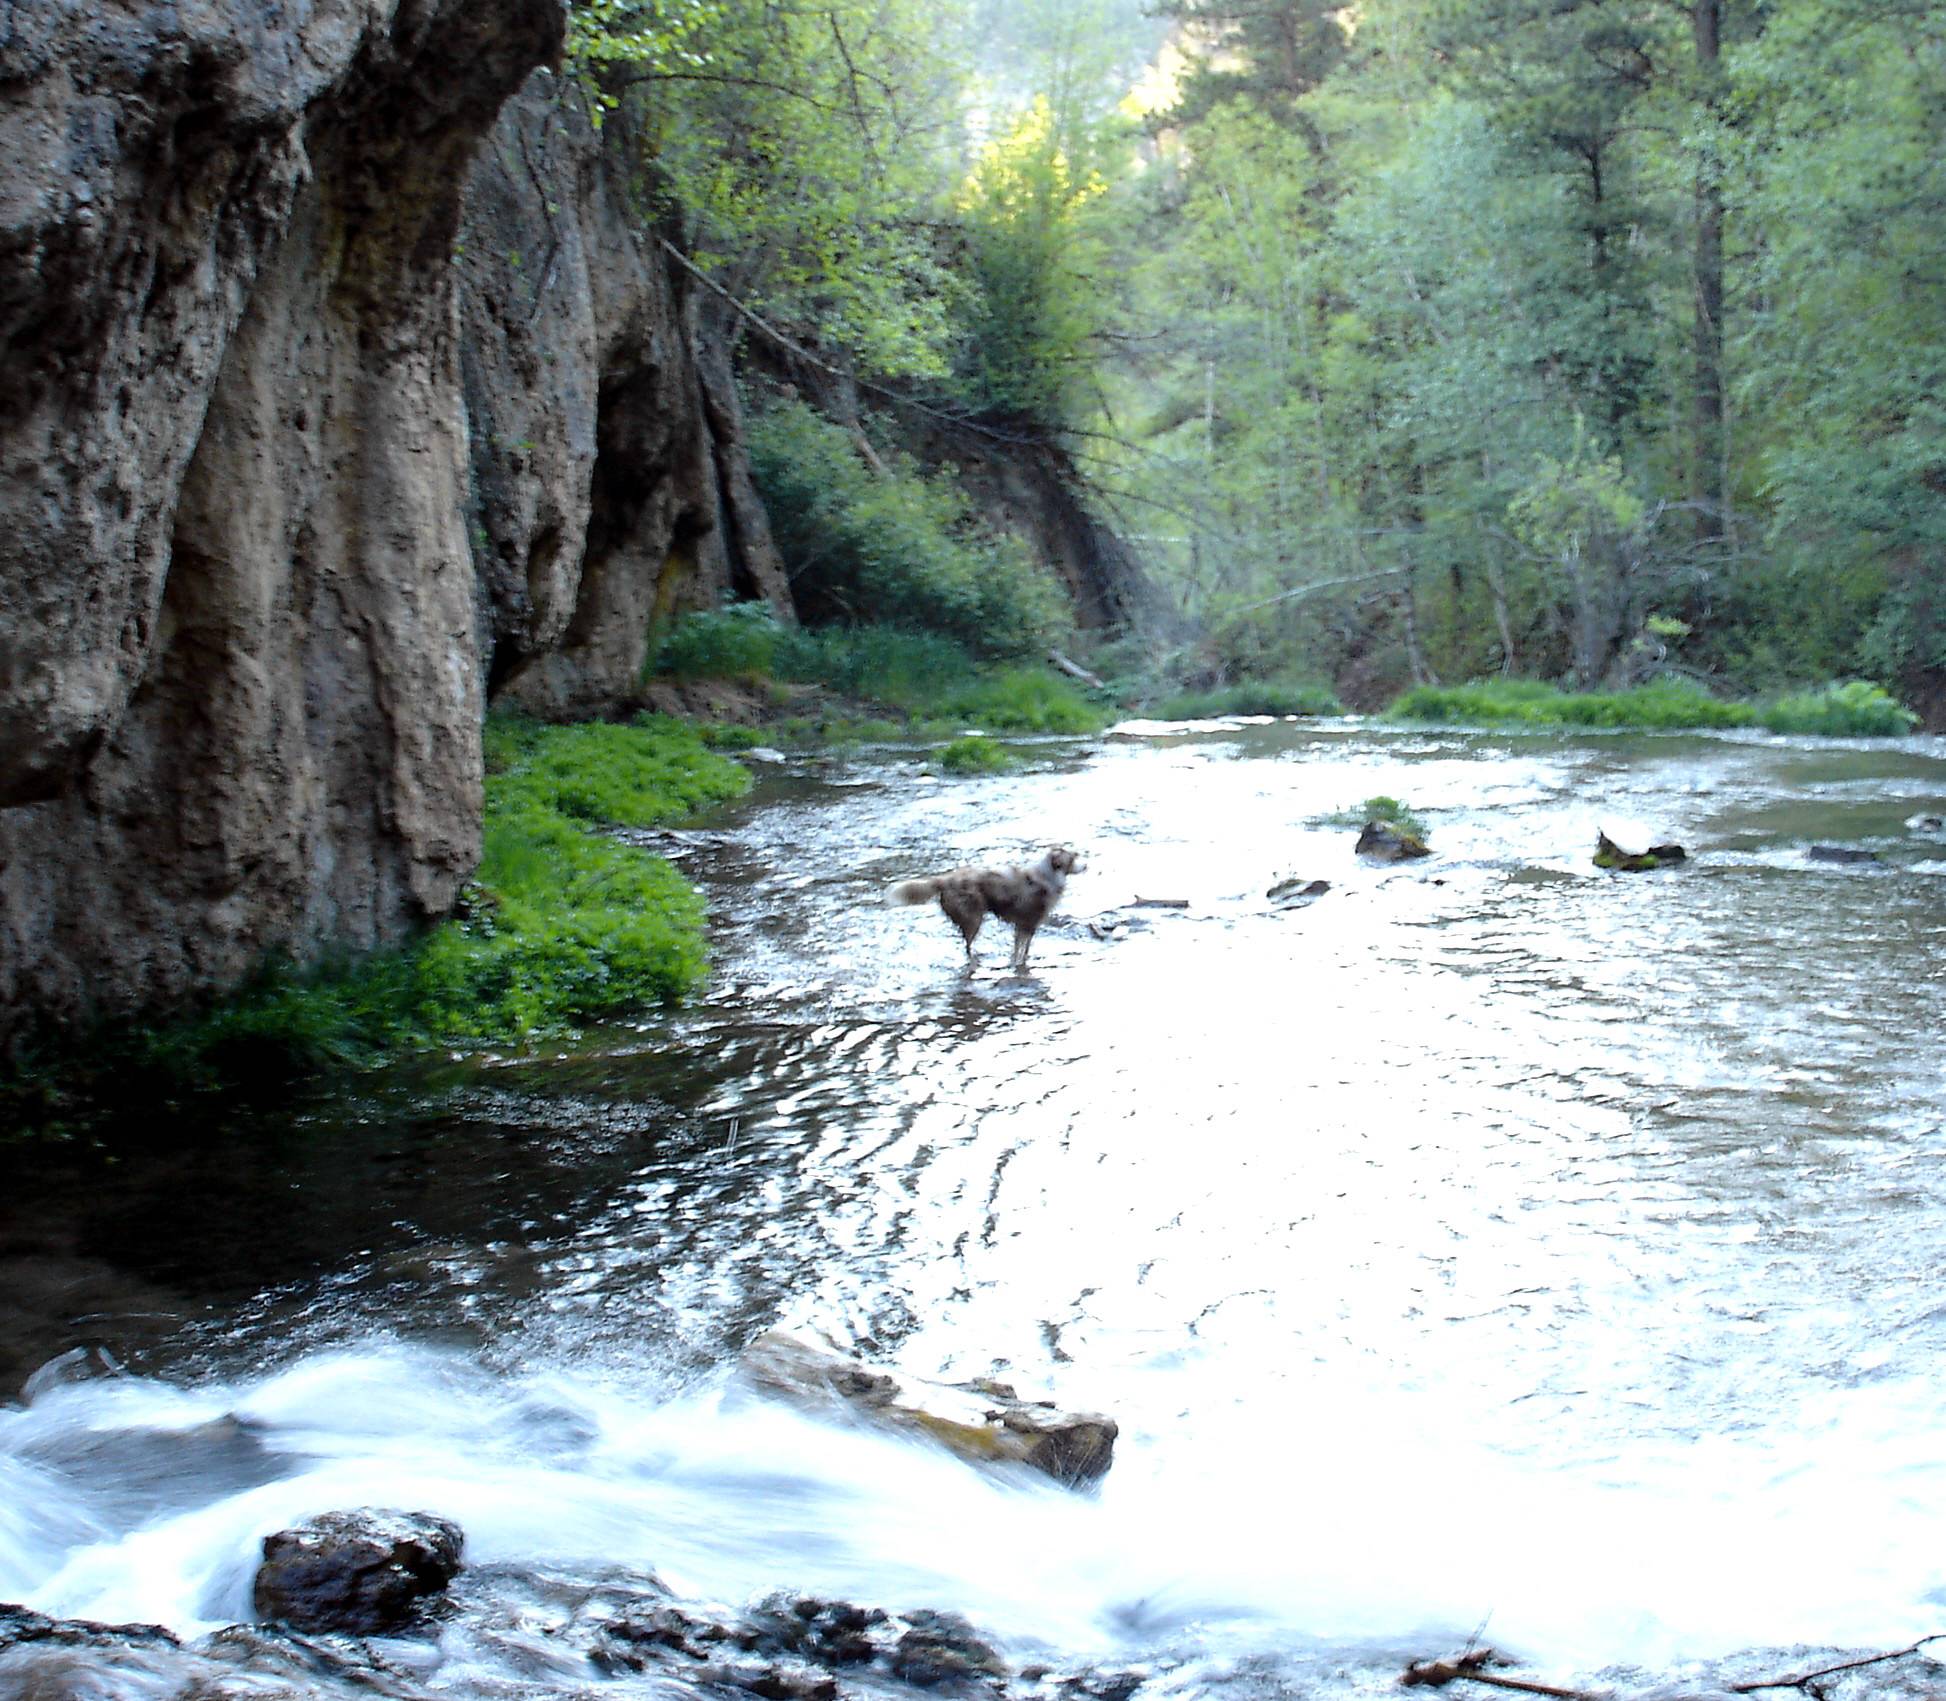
xmin=5 ymin=720 xmax=1946 ymax=1696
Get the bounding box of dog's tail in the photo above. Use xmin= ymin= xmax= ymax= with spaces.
xmin=886 ymin=876 xmax=942 ymax=907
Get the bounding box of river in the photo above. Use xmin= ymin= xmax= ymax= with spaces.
xmin=5 ymin=717 xmax=1946 ymax=1699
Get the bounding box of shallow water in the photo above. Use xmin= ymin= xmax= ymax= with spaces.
xmin=6 ymin=719 xmax=1946 ymax=1696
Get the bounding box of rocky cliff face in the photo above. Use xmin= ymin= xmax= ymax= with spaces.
xmin=457 ymin=86 xmax=791 ymax=720
xmin=0 ymin=2 xmax=782 ymax=1043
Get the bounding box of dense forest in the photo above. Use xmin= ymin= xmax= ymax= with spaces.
xmin=574 ymin=0 xmax=1944 ymax=717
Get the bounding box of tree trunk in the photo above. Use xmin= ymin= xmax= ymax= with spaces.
xmin=1691 ymin=0 xmax=1726 ymax=547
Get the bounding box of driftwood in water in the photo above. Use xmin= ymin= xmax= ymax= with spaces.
xmin=743 ymin=1332 xmax=1117 ymax=1487
xmin=1130 ymin=896 xmax=1189 ymax=908
xmin=1401 ymin=1630 xmax=1946 ymax=1699
xmin=1726 ymin=1631 xmax=1946 ymax=1693
xmin=1400 ymin=1648 xmax=1589 ymax=1698
xmin=1594 ymin=830 xmax=1687 ymax=871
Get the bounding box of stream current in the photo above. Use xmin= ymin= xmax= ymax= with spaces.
xmin=5 ymin=718 xmax=1946 ymax=1698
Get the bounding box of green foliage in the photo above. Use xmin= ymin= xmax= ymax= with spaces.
xmin=954 ymin=96 xmax=1114 ymax=421
xmin=1154 ymin=680 xmax=1342 ymax=719
xmin=745 ymin=398 xmax=1069 ymax=656
xmin=935 ymin=667 xmax=1107 ymax=732
xmin=1326 ymin=795 xmax=1427 ymax=839
xmin=572 ymin=0 xmax=963 ymax=378
xmin=653 ymin=607 xmax=1110 ymax=734
xmin=936 ymin=734 xmax=1018 ymax=775
xmin=1758 ymin=681 xmax=1920 ymax=738
xmin=1388 ymin=676 xmax=1917 ymax=737
xmin=10 ymin=718 xmax=754 ymax=1119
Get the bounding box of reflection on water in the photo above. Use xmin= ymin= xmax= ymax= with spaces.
xmin=5 ymin=721 xmax=1946 ymax=1692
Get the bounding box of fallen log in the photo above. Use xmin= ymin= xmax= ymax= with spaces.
xmin=742 ymin=1332 xmax=1118 ymax=1487
xmin=1047 ymin=649 xmax=1105 ymax=689
xmin=1400 ymin=1648 xmax=1590 ymax=1697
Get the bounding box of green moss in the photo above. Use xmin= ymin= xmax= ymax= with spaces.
xmin=5 ymin=717 xmax=752 ymax=1128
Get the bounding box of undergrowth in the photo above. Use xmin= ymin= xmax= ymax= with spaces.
xmin=654 ymin=607 xmax=1112 ymax=736
xmin=1387 ymin=677 xmax=1916 ymax=736
xmin=1325 ymin=795 xmax=1429 ymax=839
xmin=936 ymin=735 xmax=1018 ymax=775
xmin=6 ymin=717 xmax=750 ymax=1130
xmin=1153 ymin=680 xmax=1343 ymax=719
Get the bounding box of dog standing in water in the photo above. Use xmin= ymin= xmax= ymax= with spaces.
xmin=887 ymin=847 xmax=1083 ymax=970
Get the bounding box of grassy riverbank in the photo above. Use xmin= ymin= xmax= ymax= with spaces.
xmin=652 ymin=609 xmax=1115 ymax=740
xmin=1385 ymin=677 xmax=1918 ymax=736
xmin=4 ymin=717 xmax=748 ymax=1135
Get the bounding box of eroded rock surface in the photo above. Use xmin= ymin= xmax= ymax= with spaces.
xmin=253 ymin=1508 xmax=464 ymax=1634
xmin=0 ymin=0 xmax=562 ymax=1038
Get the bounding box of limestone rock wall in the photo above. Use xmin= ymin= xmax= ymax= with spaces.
xmin=458 ymin=86 xmax=791 ymax=720
xmin=0 ymin=1 xmax=776 ymax=1043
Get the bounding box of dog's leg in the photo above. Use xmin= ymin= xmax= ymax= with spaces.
xmin=941 ymin=890 xmax=985 ymax=960
xmin=1011 ymin=924 xmax=1033 ymax=971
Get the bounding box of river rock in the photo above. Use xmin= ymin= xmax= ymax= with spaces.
xmin=1594 ymin=830 xmax=1687 ymax=871
xmin=1355 ymin=822 xmax=1431 ymax=861
xmin=889 ymin=1609 xmax=1008 ymax=1688
xmin=1807 ymin=844 xmax=1880 ymax=864
xmin=253 ymin=1509 xmax=464 ymax=1635
xmin=742 ymin=1332 xmax=1117 ymax=1486
xmin=1267 ymin=876 xmax=1330 ymax=904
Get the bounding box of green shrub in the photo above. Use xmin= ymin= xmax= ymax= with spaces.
xmin=654 ymin=601 xmax=787 ymax=681
xmin=1327 ymin=794 xmax=1428 ymax=839
xmin=1388 ymin=675 xmax=1918 ymax=736
xmin=1759 ymin=680 xmax=1919 ymax=737
xmin=937 ymin=735 xmax=1018 ymax=775
xmin=747 ymin=396 xmax=1069 ymax=658
xmin=654 ymin=610 xmax=1110 ymax=735
xmin=1388 ymin=678 xmax=1749 ymax=730
xmin=936 ymin=667 xmax=1108 ymax=733
xmin=1156 ymin=680 xmax=1343 ymax=719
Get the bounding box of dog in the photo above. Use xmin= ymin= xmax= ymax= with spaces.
xmin=886 ymin=847 xmax=1083 ymax=971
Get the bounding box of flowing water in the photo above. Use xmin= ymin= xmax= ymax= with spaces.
xmin=6 ymin=719 xmax=1946 ymax=1698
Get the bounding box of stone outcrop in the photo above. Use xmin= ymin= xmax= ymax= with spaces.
xmin=458 ymin=86 xmax=791 ymax=719
xmin=0 ymin=0 xmax=563 ymax=1038
xmin=1355 ymin=820 xmax=1431 ymax=861
xmin=254 ymin=1508 xmax=464 ymax=1634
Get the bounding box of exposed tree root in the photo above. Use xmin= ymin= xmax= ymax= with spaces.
xmin=1400 ymin=1633 xmax=1946 ymax=1699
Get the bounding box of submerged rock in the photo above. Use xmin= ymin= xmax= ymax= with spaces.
xmin=890 ymin=1609 xmax=1008 ymax=1689
xmin=1594 ymin=830 xmax=1687 ymax=872
xmin=1267 ymin=876 xmax=1330 ymax=905
xmin=742 ymin=1332 xmax=1117 ymax=1486
xmin=253 ymin=1509 xmax=464 ymax=1635
xmin=1355 ymin=822 xmax=1431 ymax=861
xmin=1807 ymin=844 xmax=1881 ymax=864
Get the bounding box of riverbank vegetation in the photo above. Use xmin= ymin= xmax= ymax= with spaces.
xmin=566 ymin=0 xmax=1941 ymax=727
xmin=652 ymin=610 xmax=1111 ymax=738
xmin=3 ymin=720 xmax=748 ymax=1133
xmin=1389 ymin=679 xmax=1918 ymax=737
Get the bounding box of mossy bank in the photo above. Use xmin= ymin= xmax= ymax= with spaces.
xmin=3 ymin=719 xmax=749 ymax=1137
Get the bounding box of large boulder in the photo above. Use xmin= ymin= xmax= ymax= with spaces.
xmin=743 ymin=1332 xmax=1118 ymax=1487
xmin=253 ymin=1509 xmax=464 ymax=1635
